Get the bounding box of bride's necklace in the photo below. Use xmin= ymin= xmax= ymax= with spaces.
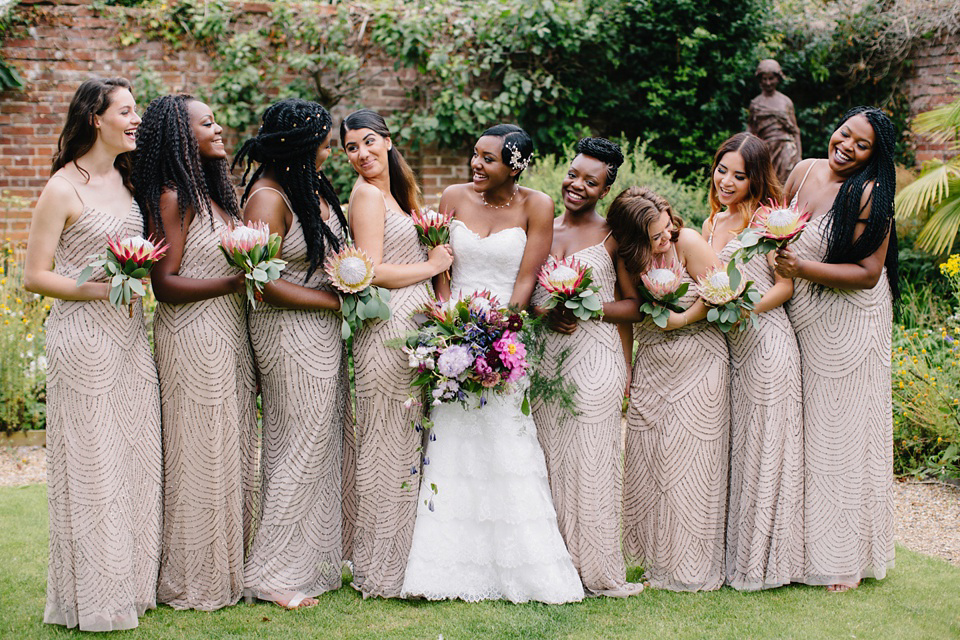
xmin=481 ymin=185 xmax=518 ymax=209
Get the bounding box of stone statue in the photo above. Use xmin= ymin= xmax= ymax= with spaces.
xmin=747 ymin=59 xmax=802 ymax=184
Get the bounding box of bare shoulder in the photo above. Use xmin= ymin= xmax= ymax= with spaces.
xmin=441 ymin=183 xmax=473 ymax=205
xmin=676 ymin=226 xmax=709 ymax=252
xmin=520 ymin=186 xmax=553 ymax=209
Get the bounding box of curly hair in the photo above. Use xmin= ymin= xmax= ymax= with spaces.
xmin=53 ymin=77 xmax=134 ymax=191
xmin=574 ymin=137 xmax=624 ymax=188
xmin=340 ymin=109 xmax=421 ymax=214
xmin=707 ymin=132 xmax=782 ymax=234
xmin=131 ymin=94 xmax=240 ymax=235
xmin=823 ymin=106 xmax=900 ymax=305
xmin=233 ymin=99 xmax=346 ymax=281
xmin=607 ymin=186 xmax=683 ymax=285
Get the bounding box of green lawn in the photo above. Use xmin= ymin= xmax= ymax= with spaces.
xmin=1 ymin=484 xmax=958 ymax=639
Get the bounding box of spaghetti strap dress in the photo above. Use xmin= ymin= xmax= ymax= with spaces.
xmin=243 ymin=188 xmax=351 ymax=603
xmin=530 ymin=237 xmax=631 ymax=593
xmin=43 ymin=188 xmax=162 ymax=631
xmin=154 ymin=211 xmax=259 ymax=611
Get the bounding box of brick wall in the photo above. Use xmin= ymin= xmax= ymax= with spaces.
xmin=0 ymin=0 xmax=470 ymax=241
xmin=904 ymin=31 xmax=960 ymax=165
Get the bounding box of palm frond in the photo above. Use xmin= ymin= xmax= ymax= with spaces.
xmin=895 ymin=160 xmax=960 ymax=220
xmin=916 ymin=195 xmax=960 ymax=254
xmin=913 ymin=99 xmax=960 ymax=147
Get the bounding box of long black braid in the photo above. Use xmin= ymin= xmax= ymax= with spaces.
xmin=822 ymin=106 xmax=900 ymax=305
xmin=232 ymin=98 xmax=345 ymax=281
xmin=131 ymin=94 xmax=240 ymax=236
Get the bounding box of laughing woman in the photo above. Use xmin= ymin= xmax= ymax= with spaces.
xmin=340 ymin=109 xmax=453 ymax=598
xmin=24 ymin=77 xmax=162 ymax=632
xmin=233 ymin=99 xmax=351 ymax=608
xmin=774 ymin=106 xmax=899 ymax=591
xmin=132 ymin=95 xmax=258 ymax=611
xmin=530 ymin=137 xmax=643 ymax=597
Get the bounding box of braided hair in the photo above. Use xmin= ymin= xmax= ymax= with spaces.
xmin=131 ymin=94 xmax=240 ymax=235
xmin=574 ymin=137 xmax=624 ymax=188
xmin=233 ymin=99 xmax=345 ymax=281
xmin=823 ymin=106 xmax=899 ymax=304
xmin=53 ymin=77 xmax=135 ymax=192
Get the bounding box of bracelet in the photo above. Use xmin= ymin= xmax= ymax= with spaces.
xmin=681 ymin=311 xmax=688 ymax=327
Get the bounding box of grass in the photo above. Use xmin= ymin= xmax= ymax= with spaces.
xmin=1 ymin=485 xmax=959 ymax=639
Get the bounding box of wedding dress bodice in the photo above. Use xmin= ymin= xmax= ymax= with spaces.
xmin=449 ymin=219 xmax=527 ymax=303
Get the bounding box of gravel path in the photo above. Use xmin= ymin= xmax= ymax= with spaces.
xmin=2 ymin=445 xmax=958 ymax=567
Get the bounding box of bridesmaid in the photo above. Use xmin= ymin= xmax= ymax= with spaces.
xmin=775 ymin=106 xmax=899 ymax=591
xmin=132 ymin=95 xmax=259 ymax=611
xmin=605 ymin=187 xmax=728 ymax=591
xmin=530 ymin=137 xmax=642 ymax=596
xmin=232 ymin=99 xmax=350 ymax=608
xmin=340 ymin=109 xmax=453 ymax=598
xmin=24 ymin=77 xmax=162 ymax=632
xmin=702 ymin=132 xmax=804 ymax=590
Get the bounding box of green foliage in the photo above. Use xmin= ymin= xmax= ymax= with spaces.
xmin=892 ymin=256 xmax=960 ymax=480
xmin=0 ymin=1 xmax=24 ymax=91
xmin=895 ymin=93 xmax=960 ymax=254
xmin=522 ymin=140 xmax=708 ymax=225
xmin=0 ymin=240 xmax=48 ymax=433
xmin=131 ymin=59 xmax=168 ymax=108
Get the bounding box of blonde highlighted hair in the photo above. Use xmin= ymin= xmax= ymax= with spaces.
xmin=707 ymin=132 xmax=782 ymax=235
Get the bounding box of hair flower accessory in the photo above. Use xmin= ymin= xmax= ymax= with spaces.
xmin=504 ymin=141 xmax=531 ymax=173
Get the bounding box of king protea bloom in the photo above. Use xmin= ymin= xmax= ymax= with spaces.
xmin=641 ymin=260 xmax=684 ymax=300
xmin=108 ymin=235 xmax=169 ymax=265
xmin=538 ymin=257 xmax=587 ymax=295
xmin=752 ymin=200 xmax=811 ymax=243
xmin=325 ymin=245 xmax=375 ymax=294
xmin=411 ymin=207 xmax=453 ymax=248
xmin=697 ymin=264 xmax=746 ymax=306
xmin=220 ymin=220 xmax=271 ymax=253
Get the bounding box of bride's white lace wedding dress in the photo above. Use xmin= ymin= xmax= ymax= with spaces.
xmin=400 ymin=219 xmax=584 ymax=604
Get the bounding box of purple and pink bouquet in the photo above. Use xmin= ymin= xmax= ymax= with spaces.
xmin=637 ymin=256 xmax=689 ymax=328
xmin=77 ymin=234 xmax=169 ymax=317
xmin=734 ymin=200 xmax=812 ymax=264
xmin=537 ymin=256 xmax=604 ymax=321
xmin=398 ymin=290 xmax=531 ymax=412
xmin=219 ymin=220 xmax=287 ymax=309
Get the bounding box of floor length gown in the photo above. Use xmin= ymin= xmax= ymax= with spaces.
xmin=531 ymin=241 xmax=630 ymax=593
xmin=623 ymin=247 xmax=730 ymax=591
xmin=243 ymin=189 xmax=351 ymax=603
xmin=154 ymin=211 xmax=259 ymax=611
xmin=401 ymin=219 xmax=584 ymax=604
xmin=44 ymin=195 xmax=163 ymax=631
xmin=786 ymin=212 xmax=895 ymax=585
xmin=349 ymin=206 xmax=433 ymax=598
xmin=716 ymin=238 xmax=804 ymax=590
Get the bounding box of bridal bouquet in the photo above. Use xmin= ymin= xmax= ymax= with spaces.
xmin=697 ymin=261 xmax=761 ymax=333
xmin=77 ymin=234 xmax=169 ymax=317
xmin=734 ymin=200 xmax=811 ymax=264
xmin=411 ymin=207 xmax=453 ymax=248
xmin=399 ymin=290 xmax=530 ymax=411
xmin=325 ymin=244 xmax=391 ymax=339
xmin=219 ymin=220 xmax=286 ymax=309
xmin=637 ymin=256 xmax=689 ymax=328
xmin=537 ymin=256 xmax=604 ymax=321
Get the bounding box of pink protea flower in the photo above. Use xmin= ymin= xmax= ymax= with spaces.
xmin=220 ymin=220 xmax=270 ymax=253
xmin=107 ymin=234 xmax=169 ymax=265
xmin=411 ymin=207 xmax=453 ymax=247
xmin=494 ymin=330 xmax=528 ymax=381
xmin=697 ymin=264 xmax=746 ymax=306
xmin=641 ymin=258 xmax=684 ymax=300
xmin=752 ymin=200 xmax=811 ymax=243
xmin=324 ymin=245 xmax=375 ymax=294
xmin=538 ymin=256 xmax=587 ymax=295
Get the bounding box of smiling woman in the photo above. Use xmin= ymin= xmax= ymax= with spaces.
xmin=132 ymin=95 xmax=259 ymax=612
xmin=22 ymin=77 xmax=163 ymax=632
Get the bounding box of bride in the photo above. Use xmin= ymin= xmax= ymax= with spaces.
xmin=400 ymin=125 xmax=585 ymax=604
